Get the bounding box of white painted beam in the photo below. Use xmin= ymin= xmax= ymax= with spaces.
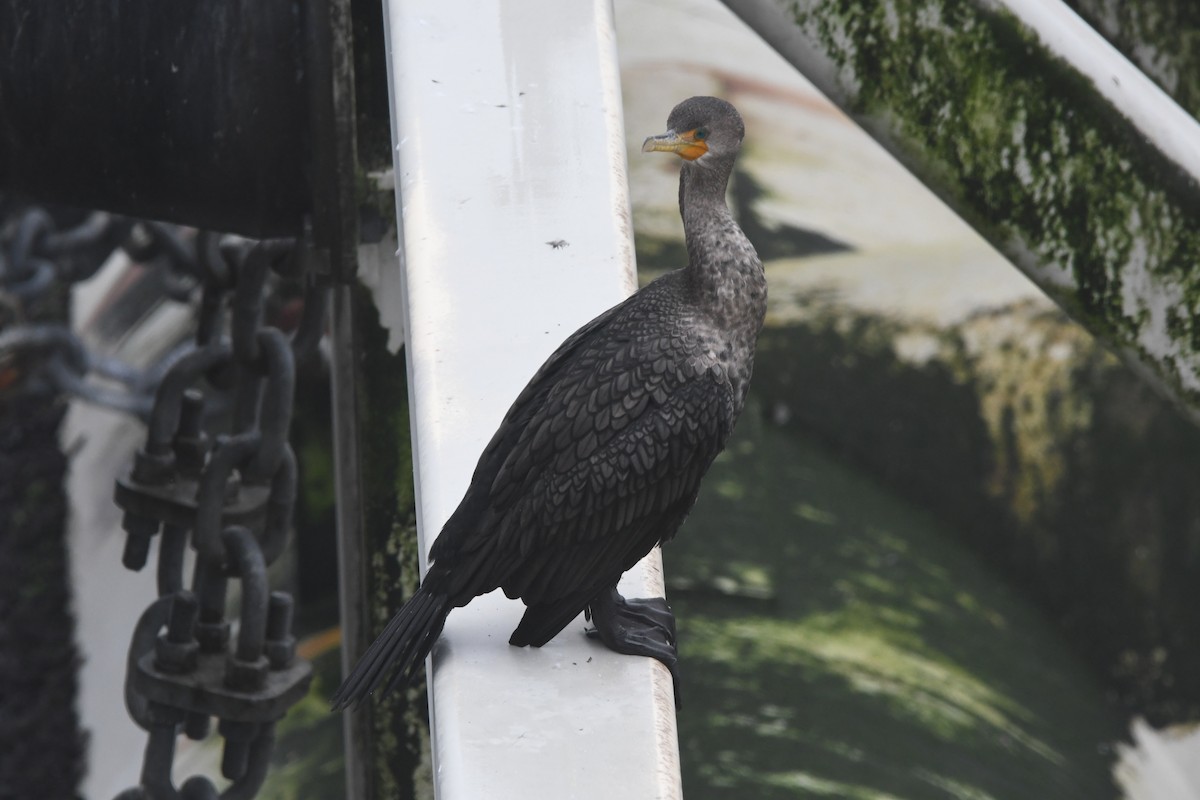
xmin=378 ymin=1 xmax=682 ymax=797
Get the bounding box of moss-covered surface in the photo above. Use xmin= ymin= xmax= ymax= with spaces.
xmin=668 ymin=398 xmax=1125 ymax=799
xmin=750 ymin=290 xmax=1200 ymax=722
xmin=745 ymin=0 xmax=1200 ymax=413
xmin=351 ymin=287 xmax=431 ymax=800
xmin=351 ymin=0 xmax=394 ymax=174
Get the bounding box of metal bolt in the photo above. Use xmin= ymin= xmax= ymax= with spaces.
xmin=131 ymin=447 xmax=175 ymax=485
xmin=154 ymin=591 xmax=199 ymax=673
xmin=166 ymin=591 xmax=198 ymax=642
xmin=194 ymin=560 xmax=230 ymax=653
xmin=173 ymin=389 xmax=210 ymax=477
xmin=178 ymin=389 xmax=204 ymax=434
xmin=218 ymin=719 xmax=258 ymax=780
xmin=184 ymin=712 xmax=211 ymax=741
xmin=264 ymin=591 xmax=296 ymax=669
xmin=121 ymin=513 xmax=159 ymax=571
xmin=194 ymin=619 xmax=231 ymax=653
xmin=225 ymin=654 xmax=269 ymax=692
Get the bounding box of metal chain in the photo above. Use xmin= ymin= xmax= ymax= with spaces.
xmin=0 ymin=200 xmax=327 ymax=799
xmin=111 ymin=236 xmax=327 ymax=800
xmin=0 ymin=208 xmax=216 ymax=417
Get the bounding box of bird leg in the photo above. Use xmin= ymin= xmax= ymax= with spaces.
xmin=586 ymin=586 xmax=681 ymax=708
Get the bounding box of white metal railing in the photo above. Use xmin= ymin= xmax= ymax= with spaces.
xmin=377 ymin=0 xmax=682 ymax=796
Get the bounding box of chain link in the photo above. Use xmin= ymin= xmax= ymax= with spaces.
xmin=1 ymin=200 xmax=328 ymax=799
xmin=0 ymin=208 xmax=204 ymax=416
xmin=112 ymin=236 xmax=327 ymax=800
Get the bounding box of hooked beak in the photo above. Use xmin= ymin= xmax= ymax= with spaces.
xmin=641 ymin=130 xmax=708 ymax=161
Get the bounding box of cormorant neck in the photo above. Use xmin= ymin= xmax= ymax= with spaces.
xmin=677 ymin=157 xmax=734 ymax=231
xmin=678 ymin=157 xmax=754 ymax=297
xmin=675 ymin=155 xmax=765 ymax=342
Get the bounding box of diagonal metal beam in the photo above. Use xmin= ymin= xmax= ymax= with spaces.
xmin=723 ymin=0 xmax=1200 ymax=421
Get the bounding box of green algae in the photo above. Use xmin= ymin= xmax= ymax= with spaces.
xmin=747 ymin=0 xmax=1200 ymax=411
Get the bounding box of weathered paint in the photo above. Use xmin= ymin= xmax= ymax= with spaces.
xmin=723 ymin=0 xmax=1200 ymax=421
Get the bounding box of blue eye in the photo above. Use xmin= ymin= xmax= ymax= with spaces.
xmin=695 ymin=128 xmax=709 ymax=140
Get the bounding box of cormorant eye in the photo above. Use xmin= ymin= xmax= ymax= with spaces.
xmin=694 ymin=128 xmax=709 ymax=140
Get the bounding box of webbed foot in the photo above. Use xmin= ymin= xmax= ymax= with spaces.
xmin=586 ymin=586 xmax=681 ymax=709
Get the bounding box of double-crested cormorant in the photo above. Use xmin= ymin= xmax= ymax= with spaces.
xmin=331 ymin=96 xmax=765 ymax=710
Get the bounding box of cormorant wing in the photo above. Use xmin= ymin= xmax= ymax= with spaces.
xmin=494 ymin=360 xmax=735 ymax=608
xmin=430 ymin=277 xmax=737 ymax=611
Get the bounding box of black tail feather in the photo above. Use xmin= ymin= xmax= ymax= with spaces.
xmin=331 ymin=585 xmax=452 ymax=711
xmin=508 ymin=592 xmax=591 ymax=648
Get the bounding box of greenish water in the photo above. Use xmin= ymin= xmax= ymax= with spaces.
xmin=668 ymin=399 xmax=1125 ymax=799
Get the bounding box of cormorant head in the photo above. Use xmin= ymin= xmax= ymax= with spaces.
xmin=641 ymin=96 xmax=745 ymax=164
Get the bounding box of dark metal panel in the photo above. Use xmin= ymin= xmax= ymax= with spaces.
xmin=330 ymin=283 xmax=429 ymax=800
xmin=0 ymin=1 xmax=310 ymax=237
